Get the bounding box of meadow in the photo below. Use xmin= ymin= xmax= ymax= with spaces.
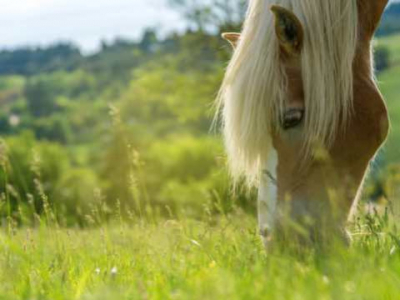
xmin=0 ymin=16 xmax=400 ymax=300
xmin=1 ymin=208 xmax=400 ymax=300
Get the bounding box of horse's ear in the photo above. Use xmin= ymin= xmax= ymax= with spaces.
xmin=271 ymin=5 xmax=304 ymax=56
xmin=222 ymin=32 xmax=241 ymax=49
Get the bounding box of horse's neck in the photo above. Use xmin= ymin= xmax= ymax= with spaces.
xmin=358 ymin=0 xmax=389 ymax=38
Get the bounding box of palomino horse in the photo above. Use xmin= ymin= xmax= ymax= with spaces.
xmin=218 ymin=0 xmax=389 ymax=247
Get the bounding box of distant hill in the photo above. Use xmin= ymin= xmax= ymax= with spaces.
xmin=0 ymin=43 xmax=82 ymax=76
xmin=0 ymin=32 xmax=170 ymax=79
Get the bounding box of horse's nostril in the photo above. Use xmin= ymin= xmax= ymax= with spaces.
xmin=282 ymin=108 xmax=304 ymax=130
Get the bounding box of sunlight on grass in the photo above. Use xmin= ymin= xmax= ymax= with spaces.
xmin=0 ymin=208 xmax=399 ymax=300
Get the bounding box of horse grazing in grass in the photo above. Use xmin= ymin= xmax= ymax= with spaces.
xmin=217 ymin=0 xmax=390 ymax=247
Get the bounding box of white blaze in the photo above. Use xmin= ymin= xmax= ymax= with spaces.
xmin=258 ymin=148 xmax=278 ymax=244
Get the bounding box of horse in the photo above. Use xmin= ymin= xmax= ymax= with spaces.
xmin=217 ymin=0 xmax=390 ymax=247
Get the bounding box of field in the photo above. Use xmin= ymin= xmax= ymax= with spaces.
xmin=1 ymin=212 xmax=400 ymax=300
xmin=0 ymin=33 xmax=400 ymax=300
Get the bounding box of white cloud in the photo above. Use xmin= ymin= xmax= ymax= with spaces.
xmin=1 ymin=0 xmax=53 ymax=14
xmin=0 ymin=0 xmax=184 ymax=53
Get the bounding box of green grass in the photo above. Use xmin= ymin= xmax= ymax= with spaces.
xmin=378 ymin=63 xmax=400 ymax=163
xmin=0 ymin=212 xmax=400 ymax=300
xmin=377 ymin=34 xmax=400 ymax=64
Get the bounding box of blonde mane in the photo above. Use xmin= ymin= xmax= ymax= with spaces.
xmin=217 ymin=0 xmax=359 ymax=185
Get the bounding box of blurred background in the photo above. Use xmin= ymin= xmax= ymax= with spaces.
xmin=0 ymin=0 xmax=399 ymax=226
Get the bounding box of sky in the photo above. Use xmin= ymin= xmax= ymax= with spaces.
xmin=0 ymin=0 xmax=184 ymax=53
xmin=0 ymin=0 xmax=397 ymax=54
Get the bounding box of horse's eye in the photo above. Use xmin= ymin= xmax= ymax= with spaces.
xmin=282 ymin=109 xmax=304 ymax=130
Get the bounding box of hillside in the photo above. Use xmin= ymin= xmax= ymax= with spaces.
xmin=378 ymin=34 xmax=400 ymax=64
xmin=0 ymin=16 xmax=398 ymax=223
xmin=377 ymin=34 xmax=400 ymax=163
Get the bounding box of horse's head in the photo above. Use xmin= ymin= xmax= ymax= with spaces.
xmin=219 ymin=0 xmax=389 ymax=244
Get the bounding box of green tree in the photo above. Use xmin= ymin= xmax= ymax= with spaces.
xmin=375 ymin=46 xmax=391 ymax=72
xmin=139 ymin=29 xmax=159 ymax=54
xmin=24 ymin=78 xmax=58 ymax=117
xmin=168 ymin=0 xmax=246 ymax=32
